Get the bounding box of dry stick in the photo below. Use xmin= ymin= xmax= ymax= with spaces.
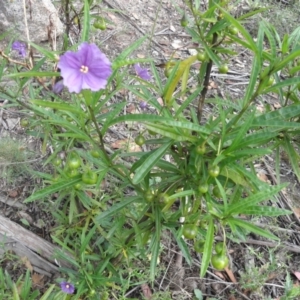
xmin=215 ymin=236 xmax=300 ymax=253
xmin=197 ymin=33 xmax=218 ymax=123
xmin=197 ymin=59 xmax=214 ymax=123
xmin=22 ymin=0 xmax=33 ymax=68
xmin=0 ymin=51 xmax=28 ymax=67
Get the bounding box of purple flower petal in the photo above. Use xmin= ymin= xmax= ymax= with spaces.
xmin=58 ymin=43 xmax=112 ymax=93
xmin=139 ymin=101 xmax=148 ymax=110
xmin=52 ymin=80 xmax=64 ymax=94
xmin=134 ymin=64 xmax=151 ymax=81
xmin=60 ymin=281 xmax=75 ymax=294
xmin=12 ymin=41 xmax=26 ymax=58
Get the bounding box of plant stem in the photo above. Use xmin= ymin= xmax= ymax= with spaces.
xmin=87 ymin=105 xmax=111 ymax=162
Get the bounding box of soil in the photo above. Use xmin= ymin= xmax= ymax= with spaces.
xmin=1 ymin=0 xmax=300 ymax=299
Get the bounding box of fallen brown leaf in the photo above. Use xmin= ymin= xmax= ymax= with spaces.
xmin=32 ymin=273 xmax=45 ymax=287
xmin=21 ymin=256 xmax=33 ymax=272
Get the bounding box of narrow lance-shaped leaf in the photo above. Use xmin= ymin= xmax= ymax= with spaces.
xmin=163 ymin=55 xmax=198 ymax=105
xmin=226 ymin=184 xmax=286 ymax=215
xmin=24 ymin=176 xmax=82 ymax=203
xmin=132 ymin=141 xmax=172 ymax=184
xmin=228 ymin=218 xmax=280 ymax=241
xmin=82 ymin=0 xmax=90 ymax=42
xmin=200 ymin=217 xmax=214 ymax=278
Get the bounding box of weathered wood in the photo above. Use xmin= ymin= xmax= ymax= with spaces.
xmin=0 ymin=215 xmax=72 ymax=276
xmin=0 ymin=233 xmax=58 ymax=276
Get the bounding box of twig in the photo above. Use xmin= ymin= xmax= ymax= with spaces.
xmin=0 ymin=50 xmax=28 ymax=67
xmin=22 ymin=0 xmax=33 ymax=68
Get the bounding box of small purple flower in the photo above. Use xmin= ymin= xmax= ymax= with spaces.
xmin=60 ymin=281 xmax=75 ymax=294
xmin=52 ymin=80 xmax=64 ymax=94
xmin=58 ymin=42 xmax=112 ymax=93
xmin=12 ymin=41 xmax=26 ymax=58
xmin=134 ymin=64 xmax=151 ymax=81
xmin=139 ymin=101 xmax=148 ymax=110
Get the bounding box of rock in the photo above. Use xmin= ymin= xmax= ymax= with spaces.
xmin=0 ymin=0 xmax=63 ymax=44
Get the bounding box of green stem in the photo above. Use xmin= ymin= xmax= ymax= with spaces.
xmin=87 ymin=105 xmax=111 ymax=162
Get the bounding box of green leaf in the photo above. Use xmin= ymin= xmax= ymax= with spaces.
xmin=175 ymin=86 xmax=203 ymax=117
xmin=31 ymin=100 xmax=85 ymax=115
xmin=220 ymin=166 xmax=250 ymax=187
xmin=146 ymin=123 xmax=196 ymax=142
xmin=12 ymin=283 xmax=20 ymax=300
xmin=252 ymin=105 xmax=300 ymax=129
xmin=244 ymin=55 xmax=261 ymax=105
xmin=6 ymin=71 xmax=59 ymax=78
xmin=95 ymin=196 xmax=140 ymax=223
xmin=132 ymin=141 xmax=172 ymax=184
xmin=224 ymin=110 xmax=256 ymax=153
xmin=163 ymin=55 xmax=198 ymax=105
xmin=218 ymin=6 xmax=257 ymax=52
xmin=226 ymin=184 xmax=286 ymax=215
xmin=150 ymin=207 xmax=162 ymax=281
xmin=262 ymin=76 xmax=300 ymax=94
xmin=273 ymin=49 xmax=300 ymax=73
xmin=170 ymin=228 xmax=192 ymax=265
xmin=237 ymin=8 xmax=267 ymax=21
xmin=101 ymin=102 xmax=127 ymax=134
xmin=24 ymin=176 xmax=81 ymax=203
xmin=82 ymin=0 xmax=90 ymax=42
xmin=237 ymin=132 xmax=279 ymax=148
xmin=80 ymin=225 xmax=97 ymax=254
xmin=241 ymin=205 xmax=291 ymax=216
xmin=29 ymin=42 xmax=59 ymax=60
xmin=40 ymin=285 xmax=55 ymax=300
xmin=282 ymin=134 xmax=300 ymax=181
xmin=200 ymin=217 xmax=214 ymax=278
xmin=228 ymin=218 xmax=279 ymax=241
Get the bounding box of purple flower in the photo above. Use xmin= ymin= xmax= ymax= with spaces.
xmin=134 ymin=64 xmax=151 ymax=81
xmin=12 ymin=41 xmax=26 ymax=58
xmin=60 ymin=281 xmax=75 ymax=294
xmin=58 ymin=42 xmax=112 ymax=93
xmin=139 ymin=101 xmax=148 ymax=110
xmin=52 ymin=80 xmax=64 ymax=94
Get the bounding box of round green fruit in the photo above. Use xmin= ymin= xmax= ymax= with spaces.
xmin=212 ymin=186 xmax=222 ymax=198
xmin=82 ymin=170 xmax=98 ymax=184
xmin=180 ymin=16 xmax=188 ymax=27
xmin=164 ymin=67 xmax=172 ymax=78
xmin=158 ymin=193 xmax=170 ymax=205
xmin=66 ymin=168 xmax=79 ymax=178
xmin=228 ymin=26 xmax=238 ymax=35
xmin=20 ymin=118 xmax=29 ymax=128
xmin=93 ymin=20 xmax=106 ymax=30
xmin=198 ymin=183 xmax=208 ymax=194
xmin=52 ymin=157 xmax=62 ymax=167
xmin=211 ymin=254 xmax=229 ymax=270
xmin=267 ymin=76 xmax=275 ymax=86
xmin=194 ymin=239 xmax=205 ymax=253
xmin=195 ymin=144 xmax=206 ymax=155
xmin=218 ymin=64 xmax=229 ymax=74
xmin=209 ymin=165 xmax=220 ymax=178
xmin=197 ymin=51 xmax=207 ymax=62
xmin=144 ymin=190 xmax=155 ymax=202
xmin=74 ymin=183 xmax=82 ymax=190
xmin=182 ymin=224 xmax=198 ymax=239
xmin=135 ymin=134 xmax=146 ymax=146
xmin=67 ymin=152 xmax=81 ymax=170
xmin=90 ymin=149 xmax=101 ymax=158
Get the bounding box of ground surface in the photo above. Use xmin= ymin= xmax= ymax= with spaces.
xmin=1 ymin=0 xmax=300 ymax=299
